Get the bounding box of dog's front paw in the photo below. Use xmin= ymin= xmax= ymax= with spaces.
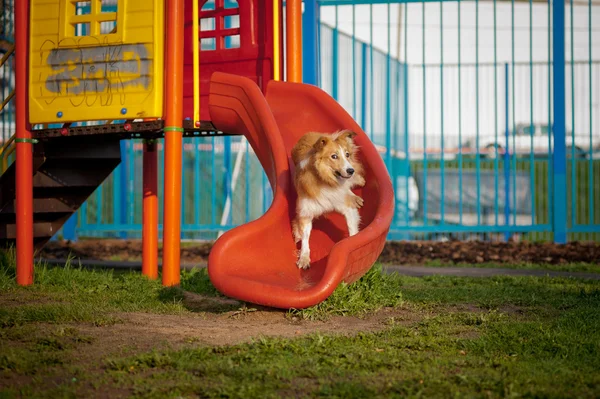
xmin=350 ymin=194 xmax=364 ymax=209
xmin=297 ymin=254 xmax=311 ymax=269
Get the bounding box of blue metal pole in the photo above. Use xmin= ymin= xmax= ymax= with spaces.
xmin=211 ymin=140 xmax=216 ymax=225
xmin=181 ymin=138 xmax=186 ymax=229
xmin=224 ymin=136 xmax=232 ymax=225
xmin=352 ymin=5 xmax=357 ymax=119
xmin=552 ymin=0 xmax=567 ymax=243
xmin=403 ymin=7 xmax=410 ymax=227
xmin=385 ymin=3 xmax=391 ymax=171
xmin=128 ymin=139 xmax=135 ymax=228
xmin=302 ymin=0 xmax=319 ymax=85
xmin=62 ymin=214 xmax=77 ymax=241
xmin=440 ymin=1 xmax=445 ymax=224
xmin=245 ymin=140 xmax=250 ymax=222
xmin=504 ymin=63 xmax=511 ymax=241
xmin=360 ymin=42 xmax=367 ymax=130
xmin=332 ymin=20 xmax=338 ymax=100
xmin=589 ymin=0 xmax=594 ymax=226
xmin=194 ymin=141 xmax=200 ymax=227
xmin=119 ymin=140 xmax=128 ymax=238
xmin=369 ymin=4 xmax=374 ymax=142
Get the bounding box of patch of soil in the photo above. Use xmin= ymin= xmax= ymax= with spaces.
xmin=38 ymin=239 xmax=600 ymax=265
xmin=0 ymin=301 xmax=486 ymax=398
xmin=78 ymin=300 xmax=421 ymax=350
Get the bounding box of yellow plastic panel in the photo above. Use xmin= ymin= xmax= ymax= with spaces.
xmin=29 ymin=0 xmax=164 ymax=124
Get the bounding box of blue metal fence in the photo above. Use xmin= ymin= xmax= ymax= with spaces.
xmin=0 ymin=0 xmax=598 ymax=242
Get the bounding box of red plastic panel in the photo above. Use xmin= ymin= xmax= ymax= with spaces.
xmin=183 ymin=0 xmax=282 ymax=121
xmin=207 ymin=72 xmax=394 ymax=309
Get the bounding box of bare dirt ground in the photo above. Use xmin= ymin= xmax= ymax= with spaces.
xmin=79 ymin=293 xmax=424 ymax=350
xmin=0 ymin=294 xmax=429 ymax=398
xmin=38 ymin=239 xmax=600 ymax=265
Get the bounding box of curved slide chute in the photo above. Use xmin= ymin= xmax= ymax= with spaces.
xmin=207 ymin=72 xmax=394 ymax=309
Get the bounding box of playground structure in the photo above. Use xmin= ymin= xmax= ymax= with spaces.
xmin=3 ymin=0 xmax=394 ymax=308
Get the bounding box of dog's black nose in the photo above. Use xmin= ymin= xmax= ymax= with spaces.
xmin=346 ymin=168 xmax=355 ymax=175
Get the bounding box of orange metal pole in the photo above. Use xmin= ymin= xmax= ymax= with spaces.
xmin=286 ymin=0 xmax=302 ymax=83
xmin=142 ymin=140 xmax=158 ymax=280
xmin=15 ymin=0 xmax=33 ymax=285
xmin=162 ymin=0 xmax=184 ymax=286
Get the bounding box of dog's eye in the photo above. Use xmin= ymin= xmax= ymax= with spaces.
xmin=331 ymin=154 xmax=338 ymax=159
xmin=345 ymin=152 xmax=350 ymax=158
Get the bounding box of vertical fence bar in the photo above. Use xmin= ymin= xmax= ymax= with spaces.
xmin=223 ymin=136 xmax=232 ymax=225
xmin=361 ymin=42 xmax=367 ymax=129
xmin=369 ymin=4 xmax=374 ymax=141
xmin=245 ymin=140 xmax=250 ymax=222
xmin=80 ymin=200 xmax=87 ymax=231
xmin=63 ymin=214 xmax=77 ymax=241
xmin=211 ymin=141 xmax=216 ymax=225
xmin=440 ymin=1 xmax=445 ymax=224
xmin=113 ymin=163 xmax=121 ymax=234
xmin=553 ymin=0 xmax=568 ymax=243
xmin=511 ymin=0 xmax=517 ymax=226
xmin=352 ymin=4 xmax=356 ymax=119
xmin=589 ymin=0 xmax=594 ymax=226
xmin=493 ymin=0 xmax=499 ymax=226
xmin=262 ymin=171 xmax=266 ymax=213
xmin=529 ymin=0 xmax=535 ymax=226
xmin=96 ymin=185 xmax=102 ymax=226
xmin=529 ymin=0 xmax=536 ymax=225
xmin=386 ymin=3 xmax=391 ymax=171
xmin=422 ymin=2 xmax=428 ymax=225
xmin=302 ymin=0 xmax=318 ymax=85
xmin=504 ymin=63 xmax=511 ymax=240
xmin=332 ymin=9 xmax=338 ymax=101
xmin=475 ymin=0 xmax=481 ymax=225
xmin=548 ymin=0 xmax=553 ymax=233
xmin=129 ymin=139 xmax=135 ymax=227
xmin=181 ymin=139 xmax=186 ymax=228
xmin=404 ymin=4 xmax=410 ymax=226
xmin=393 ymin=58 xmax=399 ymax=220
xmin=569 ymin=0 xmax=575 ymax=230
xmin=119 ymin=140 xmax=127 ymax=237
xmin=194 ymin=142 xmax=200 ymax=227
xmin=458 ymin=0 xmax=463 ymax=224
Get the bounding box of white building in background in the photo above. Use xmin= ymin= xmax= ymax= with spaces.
xmin=320 ymin=2 xmax=600 ymax=156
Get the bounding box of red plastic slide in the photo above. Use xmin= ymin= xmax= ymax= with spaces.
xmin=207 ymin=72 xmax=394 ymax=309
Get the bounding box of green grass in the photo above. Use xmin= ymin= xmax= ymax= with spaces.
xmin=101 ymin=273 xmax=600 ymax=398
xmin=422 ymin=259 xmax=600 ymax=274
xmin=0 ymin=250 xmax=188 ymax=328
xmin=1 ymin=250 xmax=600 ymax=398
xmin=292 ymin=264 xmax=403 ymax=320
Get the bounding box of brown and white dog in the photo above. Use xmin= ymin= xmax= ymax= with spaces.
xmin=291 ymin=130 xmax=366 ymax=269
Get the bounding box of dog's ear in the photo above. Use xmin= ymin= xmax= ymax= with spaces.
xmin=313 ymin=136 xmax=330 ymax=150
xmin=336 ymin=130 xmax=357 ymax=142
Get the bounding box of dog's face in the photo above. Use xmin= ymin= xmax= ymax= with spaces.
xmin=313 ymin=130 xmax=359 ymax=185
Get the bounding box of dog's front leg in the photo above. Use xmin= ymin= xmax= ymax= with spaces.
xmin=342 ymin=207 xmax=361 ymax=237
xmin=296 ymin=217 xmax=313 ymax=269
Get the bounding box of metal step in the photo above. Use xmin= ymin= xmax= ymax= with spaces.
xmin=0 ymin=222 xmax=55 ymax=241
xmin=0 ymin=137 xmax=122 ymax=250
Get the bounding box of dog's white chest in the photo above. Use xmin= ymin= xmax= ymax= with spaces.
xmin=298 ymin=185 xmax=349 ymax=218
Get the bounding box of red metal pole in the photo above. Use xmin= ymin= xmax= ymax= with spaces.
xmin=15 ymin=0 xmax=33 ymax=285
xmin=286 ymin=0 xmax=302 ymax=83
xmin=162 ymin=0 xmax=184 ymax=286
xmin=142 ymin=140 xmax=158 ymax=280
